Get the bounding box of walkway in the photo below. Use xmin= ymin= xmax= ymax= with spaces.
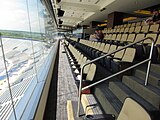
xmin=56 ymin=42 xmax=78 ymax=120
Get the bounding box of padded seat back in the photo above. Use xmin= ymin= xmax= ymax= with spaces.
xmin=83 ymin=60 xmax=91 ymax=74
xmin=80 ymin=57 xmax=87 ymax=68
xmin=99 ymin=43 xmax=105 ymax=51
xmin=123 ymin=24 xmax=127 ymax=28
xmin=108 ymin=45 xmax=117 ymax=54
xmin=113 ymin=29 xmax=116 ymax=33
xmin=131 ymin=23 xmax=136 ymax=27
xmin=149 ymin=24 xmax=159 ymax=33
xmin=122 ymin=48 xmax=136 ymax=62
xmin=128 ymin=27 xmax=135 ymax=33
xmin=144 ymin=34 xmax=157 ymax=44
xmin=111 ymin=34 xmax=117 ymax=40
xmin=141 ymin=25 xmax=149 ymax=33
xmin=134 ymin=26 xmax=141 ymax=33
xmin=117 ymin=98 xmax=151 ymax=120
xmin=78 ymin=54 xmax=84 ymax=64
xmin=127 ymin=34 xmax=136 ymax=43
xmin=136 ymin=21 xmax=142 ymax=26
xmin=134 ymin=34 xmax=145 ymax=42
xmin=116 ymin=34 xmax=122 ymax=41
xmin=116 ymin=28 xmax=120 ymax=33
xmin=105 ymin=34 xmax=112 ymax=40
xmin=120 ymin=28 xmax=125 ymax=33
xmin=95 ymin=42 xmax=101 ymax=49
xmin=124 ymin=27 xmax=129 ymax=33
xmin=155 ymin=35 xmax=160 ymax=45
xmin=113 ymin=46 xmax=125 ymax=59
xmin=127 ymin=23 xmax=131 ymax=28
xmin=102 ymin=44 xmax=110 ymax=53
xmin=86 ymin=64 xmax=96 ymax=81
xmin=93 ymin=42 xmax=98 ymax=48
xmin=120 ymin=34 xmax=128 ymax=42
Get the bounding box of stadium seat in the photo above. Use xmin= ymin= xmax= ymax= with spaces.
xmin=128 ymin=26 xmax=135 ymax=33
xmin=134 ymin=26 xmax=141 ymax=33
xmin=134 ymin=34 xmax=145 ymax=59
xmin=131 ymin=22 xmax=136 ymax=27
xmin=104 ymin=46 xmax=124 ymax=71
xmin=117 ymin=98 xmax=152 ymax=120
xmin=119 ymin=34 xmax=128 ymax=45
xmin=136 ymin=21 xmax=142 ymax=26
xmin=141 ymin=25 xmax=149 ymax=33
xmin=149 ymin=24 xmax=159 ymax=33
xmin=84 ymin=97 xmax=151 ymax=120
xmin=124 ymin=27 xmax=129 ymax=33
xmin=111 ymin=47 xmax=136 ymax=73
xmin=100 ymin=44 xmax=117 ymax=66
xmin=126 ymin=34 xmax=136 ymax=43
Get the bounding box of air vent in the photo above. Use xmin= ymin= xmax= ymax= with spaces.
xmin=95 ymin=0 xmax=100 ymax=4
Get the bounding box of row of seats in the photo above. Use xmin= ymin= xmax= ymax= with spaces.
xmin=104 ymin=33 xmax=160 ymax=44
xmin=103 ymin=21 xmax=143 ymax=33
xmin=104 ymin=24 xmax=160 ymax=34
xmin=64 ymin=40 xmax=97 ymax=90
xmin=115 ymin=21 xmax=143 ymax=29
xmin=76 ymin=39 xmax=136 ymax=73
xmin=64 ymin=39 xmax=153 ymax=120
xmin=68 ymin=31 xmax=160 ymax=63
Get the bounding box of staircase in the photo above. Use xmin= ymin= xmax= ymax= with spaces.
xmin=93 ymin=63 xmax=160 ymax=120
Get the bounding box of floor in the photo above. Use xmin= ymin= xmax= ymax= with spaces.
xmin=56 ymin=42 xmax=78 ymax=120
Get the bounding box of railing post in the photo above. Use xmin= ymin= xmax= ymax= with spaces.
xmin=145 ymin=42 xmax=154 ymax=86
xmin=77 ymin=65 xmax=85 ymax=117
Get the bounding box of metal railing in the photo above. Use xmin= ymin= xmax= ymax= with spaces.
xmin=77 ymin=37 xmax=155 ymax=117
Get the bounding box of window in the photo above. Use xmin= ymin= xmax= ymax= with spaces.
xmin=0 ymin=0 xmax=58 ymax=119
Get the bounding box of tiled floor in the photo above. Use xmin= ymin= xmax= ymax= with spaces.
xmin=56 ymin=42 xmax=78 ymax=120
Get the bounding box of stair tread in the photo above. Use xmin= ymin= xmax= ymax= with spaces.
xmin=123 ymin=76 xmax=160 ymax=109
xmin=125 ymin=76 xmax=160 ymax=96
xmin=151 ymin=64 xmax=160 ymax=68
xmin=135 ymin=69 xmax=160 ymax=81
xmin=112 ymin=82 xmax=157 ymax=111
xmin=126 ymin=76 xmax=160 ymax=96
xmin=99 ymin=84 xmax=122 ymax=113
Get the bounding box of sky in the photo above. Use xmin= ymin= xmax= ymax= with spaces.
xmin=0 ymin=0 xmax=45 ymax=32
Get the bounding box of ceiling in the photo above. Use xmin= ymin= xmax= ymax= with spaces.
xmin=53 ymin=0 xmax=160 ymax=27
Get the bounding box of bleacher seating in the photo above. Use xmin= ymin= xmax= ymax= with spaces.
xmin=64 ymin=41 xmax=97 ymax=92
xmin=65 ymin=22 xmax=160 ymax=120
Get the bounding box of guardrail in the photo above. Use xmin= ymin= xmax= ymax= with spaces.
xmin=77 ymin=37 xmax=154 ymax=117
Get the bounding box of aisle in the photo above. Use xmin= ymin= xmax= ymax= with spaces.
xmin=56 ymin=42 xmax=78 ymax=120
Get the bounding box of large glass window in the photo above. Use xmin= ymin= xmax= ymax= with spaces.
xmin=0 ymin=0 xmax=58 ymax=119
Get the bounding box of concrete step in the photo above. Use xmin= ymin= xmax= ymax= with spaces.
xmin=151 ymin=64 xmax=160 ymax=75
xmin=134 ymin=69 xmax=160 ymax=88
xmin=109 ymin=82 xmax=157 ymax=111
xmin=122 ymin=76 xmax=160 ymax=109
xmin=94 ymin=83 xmax=122 ymax=117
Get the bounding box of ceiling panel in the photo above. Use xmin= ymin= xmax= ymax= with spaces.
xmin=56 ymin=0 xmax=160 ymax=27
xmin=61 ymin=0 xmax=101 ymax=5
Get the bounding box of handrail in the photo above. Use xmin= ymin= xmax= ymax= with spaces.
xmin=77 ymin=37 xmax=154 ymax=117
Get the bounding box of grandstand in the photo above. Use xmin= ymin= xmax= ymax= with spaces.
xmin=1 ymin=0 xmax=160 ymax=120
